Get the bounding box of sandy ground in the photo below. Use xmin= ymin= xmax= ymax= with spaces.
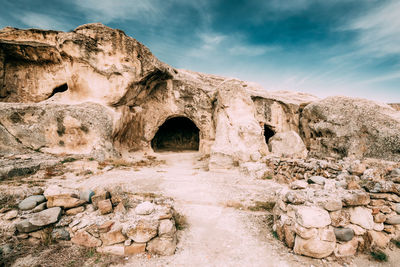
xmin=4 ymin=151 xmax=400 ymax=266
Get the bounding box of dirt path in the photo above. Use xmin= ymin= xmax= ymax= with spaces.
xmin=147 ymin=152 xmax=290 ymax=267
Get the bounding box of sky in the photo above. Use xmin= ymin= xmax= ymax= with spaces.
xmin=0 ymin=0 xmax=399 ymax=102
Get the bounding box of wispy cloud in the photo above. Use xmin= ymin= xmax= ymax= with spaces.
xmin=199 ymin=33 xmax=226 ymax=50
xmin=347 ymin=0 xmax=400 ymax=56
xmin=229 ymin=44 xmax=279 ymax=56
xmin=72 ymin=0 xmax=163 ymax=24
xmin=16 ymin=11 xmax=70 ymax=31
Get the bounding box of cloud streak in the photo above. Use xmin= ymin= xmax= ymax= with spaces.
xmin=16 ymin=11 xmax=70 ymax=31
xmin=347 ymin=0 xmax=400 ymax=56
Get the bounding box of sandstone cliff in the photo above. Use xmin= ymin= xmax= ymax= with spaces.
xmin=1 ymin=23 xmax=399 ymax=164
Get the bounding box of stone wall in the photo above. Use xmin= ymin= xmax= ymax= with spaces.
xmin=272 ymin=158 xmax=400 ymax=258
xmin=2 ymin=186 xmax=178 ymax=257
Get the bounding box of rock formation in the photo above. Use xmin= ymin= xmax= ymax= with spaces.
xmin=1 ymin=22 xmax=400 ymax=166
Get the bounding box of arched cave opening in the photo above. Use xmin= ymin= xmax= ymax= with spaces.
xmin=48 ymin=83 xmax=68 ymax=99
xmin=264 ymin=124 xmax=275 ymax=144
xmin=151 ymin=117 xmax=200 ymax=152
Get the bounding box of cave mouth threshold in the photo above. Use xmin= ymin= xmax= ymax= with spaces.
xmin=151 ymin=116 xmax=200 ymax=152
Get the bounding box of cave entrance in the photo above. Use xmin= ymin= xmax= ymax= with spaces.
xmin=48 ymin=83 xmax=68 ymax=99
xmin=264 ymin=124 xmax=275 ymax=144
xmin=151 ymin=116 xmax=200 ymax=152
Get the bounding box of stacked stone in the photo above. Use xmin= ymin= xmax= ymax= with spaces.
xmin=273 ymin=167 xmax=400 ymax=259
xmin=264 ymin=156 xmax=399 ymax=183
xmin=2 ymin=185 xmax=178 ymax=256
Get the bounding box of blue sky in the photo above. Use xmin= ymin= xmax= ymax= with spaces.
xmin=1 ymin=0 xmax=399 ymax=102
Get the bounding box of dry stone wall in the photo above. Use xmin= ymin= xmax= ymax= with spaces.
xmin=272 ymin=157 xmax=400 ymax=258
xmin=1 ymin=186 xmax=178 ymax=257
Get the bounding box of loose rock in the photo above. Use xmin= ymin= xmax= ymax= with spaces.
xmin=71 ymin=231 xmax=102 ymax=247
xmin=334 ymin=228 xmax=354 ymax=242
xmin=127 ymin=219 xmax=158 ymax=243
xmin=135 ymin=201 xmax=155 ymax=215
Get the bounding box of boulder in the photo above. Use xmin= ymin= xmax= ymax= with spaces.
xmin=18 ymin=195 xmax=46 ymax=210
xmin=268 ymin=131 xmax=308 ymax=158
xmin=100 ymin=229 xmax=126 ymax=246
xmin=293 ymin=236 xmax=335 ymax=259
xmin=385 ymin=215 xmax=400 ymax=225
xmin=374 ymin=213 xmax=386 ymax=223
xmin=362 ymin=181 xmax=400 ymax=195
xmin=71 ymin=231 xmax=102 ymax=247
xmin=51 ymin=228 xmax=70 ymax=240
xmin=135 ymin=201 xmax=155 ymax=215
xmin=98 ymin=199 xmax=113 ymax=215
xmin=16 ymin=207 xmax=61 ymax=233
xmin=323 ymin=199 xmax=342 ymax=212
xmin=47 ymin=196 xmax=85 ymax=209
xmin=334 ymin=228 xmax=354 ymax=242
xmin=158 ymin=219 xmax=176 ymax=238
xmin=16 ymin=219 xmax=41 ymax=233
xmin=32 ymin=202 xmax=47 ymax=213
xmin=367 ymin=231 xmax=390 ymax=248
xmin=91 ymin=189 xmax=110 ymax=209
xmin=330 ymin=210 xmax=350 ymax=227
xmin=147 ymin=236 xmax=177 ymax=256
xmin=114 ymin=202 xmax=126 ymax=214
xmin=65 ymin=206 xmax=85 ymax=216
xmin=334 ymin=238 xmax=359 ymax=257
xmin=29 ymin=207 xmax=62 ymax=227
xmin=293 ymin=206 xmax=331 ymax=228
xmin=301 ymin=96 xmax=400 ymax=161
xmin=126 ymin=219 xmax=159 ymax=243
xmin=342 ymin=191 xmax=370 ymax=206
xmin=349 ymin=207 xmax=374 ymax=230
xmin=294 ymin=224 xmax=318 ymax=240
xmin=347 ymin=224 xmax=366 ymax=236
xmin=283 ymin=224 xmax=295 ymax=248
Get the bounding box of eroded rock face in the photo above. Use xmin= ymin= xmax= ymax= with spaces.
xmin=301 ymin=96 xmax=400 ymax=161
xmin=0 ymin=102 xmax=115 ymax=159
xmin=1 ymin=23 xmax=400 ymax=166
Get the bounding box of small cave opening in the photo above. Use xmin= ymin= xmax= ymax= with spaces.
xmin=48 ymin=83 xmax=68 ymax=99
xmin=151 ymin=116 xmax=200 ymax=152
xmin=264 ymin=124 xmax=275 ymax=144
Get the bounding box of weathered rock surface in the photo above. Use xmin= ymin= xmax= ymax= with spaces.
xmin=147 ymin=236 xmax=177 ymax=256
xmin=18 ymin=195 xmax=45 ymax=210
xmin=301 ymin=96 xmax=400 ymax=161
xmin=71 ymin=231 xmax=102 ymax=247
xmin=334 ymin=228 xmax=354 ymax=242
xmin=126 ymin=218 xmax=159 ymax=243
xmin=2 ymin=23 xmax=399 ymax=167
xmin=349 ymin=207 xmax=374 ymax=230
xmin=135 ymin=201 xmax=154 ymax=215
xmin=0 ymin=102 xmax=115 ymax=159
xmin=268 ymin=131 xmax=308 ymax=158
xmin=293 ymin=236 xmax=335 ymax=259
xmin=293 ymin=206 xmax=331 ymax=228
xmin=16 ymin=207 xmax=61 ymax=233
